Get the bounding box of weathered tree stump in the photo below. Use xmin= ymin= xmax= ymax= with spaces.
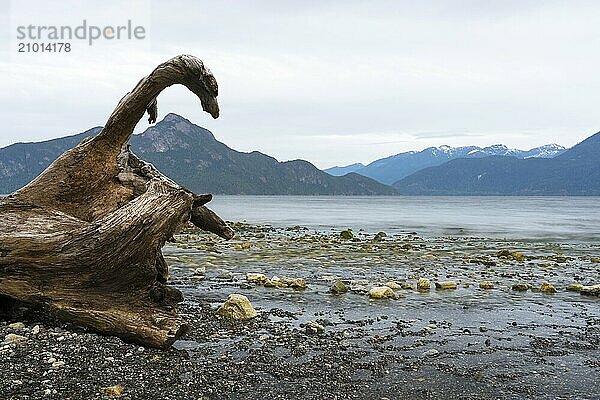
xmin=0 ymin=55 xmax=233 ymax=348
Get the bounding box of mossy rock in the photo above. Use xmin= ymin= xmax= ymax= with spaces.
xmin=340 ymin=229 xmax=354 ymax=240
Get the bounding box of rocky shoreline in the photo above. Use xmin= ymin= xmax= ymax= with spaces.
xmin=2 ymin=223 xmax=599 ymax=399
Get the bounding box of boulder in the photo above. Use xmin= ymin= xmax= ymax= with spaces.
xmin=512 ymin=283 xmax=529 ymax=291
xmin=435 ymin=281 xmax=457 ymax=290
xmin=305 ymin=321 xmax=325 ymax=334
xmin=385 ymin=281 xmax=403 ymax=291
xmin=216 ymin=294 xmax=258 ymax=320
xmin=103 ymin=385 xmax=124 ymax=398
xmin=368 ymin=286 xmax=395 ymax=299
xmin=566 ymin=283 xmax=584 ymax=292
xmin=330 ymin=280 xmax=348 ymax=294
xmin=340 ymin=229 xmax=354 ymax=240
xmin=539 ymin=282 xmax=557 ymax=294
xmin=479 ymin=281 xmax=494 ymax=290
xmin=4 ymin=333 xmax=27 ymax=345
xmin=417 ymin=278 xmax=431 ymax=292
xmin=496 ymin=250 xmax=526 ymax=262
xmin=580 ymin=284 xmax=600 ymax=297
xmin=246 ymin=273 xmax=268 ymax=283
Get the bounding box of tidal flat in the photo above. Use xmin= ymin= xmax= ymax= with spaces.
xmin=2 ymin=222 xmax=599 ymax=399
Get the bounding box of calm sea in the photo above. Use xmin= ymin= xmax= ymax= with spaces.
xmin=209 ymin=196 xmax=600 ymax=243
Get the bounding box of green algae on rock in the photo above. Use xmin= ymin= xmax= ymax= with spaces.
xmin=340 ymin=229 xmax=354 ymax=240
xmin=330 ymin=280 xmax=348 ymax=294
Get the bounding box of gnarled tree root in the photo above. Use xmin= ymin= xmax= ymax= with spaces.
xmin=0 ymin=55 xmax=231 ymax=348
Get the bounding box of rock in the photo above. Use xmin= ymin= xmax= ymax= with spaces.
xmin=496 ymin=250 xmax=526 ymax=262
xmin=398 ymin=281 xmax=414 ymax=290
xmin=103 ymin=385 xmax=124 ymax=398
xmin=421 ymin=349 xmax=440 ymax=357
xmin=512 ymin=283 xmax=529 ymax=291
xmin=580 ymin=284 xmax=600 ymax=297
xmin=340 ymin=229 xmax=354 ymax=240
xmin=373 ymin=231 xmax=387 ymax=241
xmin=368 ymin=286 xmax=395 ymax=299
xmin=216 ymin=294 xmax=258 ymax=320
xmin=330 ymin=280 xmax=348 ymax=294
xmin=591 ymin=258 xmax=600 ymax=263
xmin=51 ymin=360 xmax=65 ymax=368
xmin=246 ymin=273 xmax=268 ymax=283
xmin=435 ymin=281 xmax=457 ymax=290
xmin=4 ymin=333 xmax=27 ymax=345
xmin=305 ymin=321 xmax=325 ymax=334
xmin=479 ymin=326 xmax=488 ymax=332
xmin=32 ymin=325 xmax=40 ymax=335
xmin=282 ymin=276 xmax=306 ymax=290
xmin=566 ymin=283 xmax=584 ymax=292
xmin=417 ymin=278 xmax=431 ymax=292
xmin=8 ymin=322 xmax=25 ymax=329
xmin=479 ymin=281 xmax=494 ymax=289
xmin=267 ymin=276 xmax=307 ymax=289
xmin=539 ymin=282 xmax=557 ymax=294
xmin=384 ymin=281 xmax=403 ymax=291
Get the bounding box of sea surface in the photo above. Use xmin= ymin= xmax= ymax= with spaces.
xmin=209 ymin=195 xmax=600 ymax=243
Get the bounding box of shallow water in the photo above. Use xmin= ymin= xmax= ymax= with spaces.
xmin=208 ymin=195 xmax=600 ymax=242
xmin=165 ymin=219 xmax=600 ymax=398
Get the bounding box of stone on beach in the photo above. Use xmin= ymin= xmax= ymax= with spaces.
xmin=7 ymin=322 xmax=25 ymax=329
xmin=580 ymin=284 xmax=600 ymax=297
xmin=305 ymin=321 xmax=325 ymax=334
xmin=246 ymin=273 xmax=268 ymax=283
xmin=384 ymin=281 xmax=403 ymax=291
xmin=368 ymin=286 xmax=395 ymax=299
xmin=103 ymin=385 xmax=124 ymax=398
xmin=539 ymin=282 xmax=557 ymax=294
xmin=266 ymin=276 xmax=306 ymax=289
xmin=512 ymin=283 xmax=530 ymax=291
xmin=479 ymin=281 xmax=494 ymax=289
xmin=566 ymin=284 xmax=584 ymax=292
xmin=330 ymin=280 xmax=348 ymax=294
xmin=216 ymin=294 xmax=258 ymax=320
xmin=435 ymin=281 xmax=457 ymax=290
xmin=417 ymin=278 xmax=431 ymax=291
xmin=496 ymin=249 xmax=526 ymax=262
xmin=340 ymin=229 xmax=354 ymax=239
xmin=3 ymin=333 xmax=27 ymax=345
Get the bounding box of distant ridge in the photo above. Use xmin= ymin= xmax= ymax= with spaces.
xmin=325 ymin=143 xmax=565 ymax=185
xmin=0 ymin=114 xmax=396 ymax=195
xmin=392 ymin=132 xmax=600 ymax=195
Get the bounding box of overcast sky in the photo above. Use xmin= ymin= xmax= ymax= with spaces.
xmin=1 ymin=0 xmax=600 ymax=168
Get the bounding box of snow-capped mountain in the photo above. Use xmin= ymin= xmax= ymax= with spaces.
xmin=324 ymin=143 xmax=566 ymax=185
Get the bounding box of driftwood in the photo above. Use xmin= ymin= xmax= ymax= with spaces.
xmin=0 ymin=55 xmax=234 ymax=348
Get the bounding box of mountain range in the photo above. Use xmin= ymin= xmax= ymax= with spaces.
xmin=2 ymin=115 xmax=598 ymax=196
xmin=325 ymin=144 xmax=566 ymax=185
xmin=393 ymin=132 xmax=600 ymax=195
xmin=0 ymin=114 xmax=395 ymax=195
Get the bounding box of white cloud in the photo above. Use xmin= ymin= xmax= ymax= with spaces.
xmin=1 ymin=0 xmax=599 ymax=168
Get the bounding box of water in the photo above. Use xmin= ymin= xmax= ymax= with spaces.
xmin=209 ymin=195 xmax=600 ymax=242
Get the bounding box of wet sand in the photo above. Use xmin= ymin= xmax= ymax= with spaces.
xmin=2 ymin=223 xmax=599 ymax=399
